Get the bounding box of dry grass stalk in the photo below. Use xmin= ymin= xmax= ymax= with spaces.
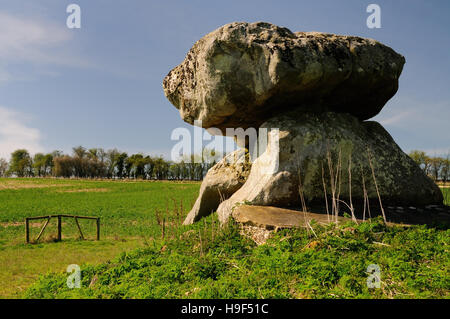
xmin=198 ymin=229 xmax=203 ymax=256
xmin=367 ymin=148 xmax=387 ymax=223
xmin=321 ymin=162 xmax=330 ymax=223
xmin=179 ymin=199 xmax=184 ymax=226
xmin=327 ymin=146 xmax=342 ymax=223
xmin=366 ymin=195 xmax=372 ymax=220
xmin=348 ymin=153 xmax=356 ymax=222
xmin=335 ymin=148 xmax=342 ymax=221
xmin=360 ymin=164 xmax=368 ymax=221
xmin=326 ymin=147 xmax=338 ymax=222
xmin=306 ymin=221 xmax=318 ymax=238
xmin=155 ymin=209 xmax=162 ymax=226
xmin=296 ymin=157 xmax=309 ymax=235
xmin=297 ymin=160 xmax=307 ymax=213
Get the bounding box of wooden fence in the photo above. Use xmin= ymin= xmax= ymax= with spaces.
xmin=25 ymin=215 xmax=100 ymax=243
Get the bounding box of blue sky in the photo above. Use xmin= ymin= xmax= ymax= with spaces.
xmin=0 ymin=0 xmax=449 ymax=159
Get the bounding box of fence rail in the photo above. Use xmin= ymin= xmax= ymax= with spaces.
xmin=25 ymin=214 xmax=100 ymax=243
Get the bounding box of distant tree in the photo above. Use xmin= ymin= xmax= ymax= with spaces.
xmin=51 ymin=150 xmax=63 ymax=158
xmin=430 ymin=157 xmax=444 ymax=181
xmin=124 ymin=155 xmax=133 ymax=178
xmin=115 ymin=152 xmax=128 ymax=179
xmin=43 ymin=153 xmax=54 ymax=176
xmin=184 ymin=154 xmax=196 ymax=180
xmin=104 ymin=149 xmax=119 ymax=178
xmin=90 ymin=160 xmax=106 ymax=178
xmin=409 ymin=150 xmax=429 ymax=173
xmin=87 ymin=148 xmax=99 ymax=161
xmin=153 ymin=156 xmax=170 ymax=180
xmin=0 ymin=158 xmax=8 ymax=177
xmin=424 ymin=157 xmax=433 ymax=176
xmin=182 ymin=153 xmax=208 ymax=181
xmin=179 ymin=160 xmax=188 ymax=180
xmin=127 ymin=154 xmax=146 ymax=179
xmin=169 ymin=162 xmax=181 ymax=180
xmin=72 ymin=146 xmax=87 ymax=159
xmin=97 ymin=148 xmax=107 ymax=164
xmin=53 ymin=156 xmax=74 ymax=178
xmin=143 ymin=156 xmax=154 ymax=179
xmin=442 ymin=155 xmax=450 ymax=184
xmin=32 ymin=153 xmax=46 ymax=177
xmin=85 ymin=148 xmax=107 ymax=178
xmin=8 ymin=149 xmax=32 ymax=177
xmin=50 ymin=151 xmax=63 ymax=176
xmin=72 ymin=146 xmax=88 ymax=177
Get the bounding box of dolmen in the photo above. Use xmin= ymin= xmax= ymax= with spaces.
xmin=163 ymin=22 xmax=443 ymax=224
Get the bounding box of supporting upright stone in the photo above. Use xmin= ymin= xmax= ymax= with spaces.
xmin=183 ymin=149 xmax=251 ymax=224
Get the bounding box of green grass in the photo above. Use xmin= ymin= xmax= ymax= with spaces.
xmin=1 ymin=178 xmax=449 ymax=299
xmin=0 ymin=178 xmax=200 ymax=298
xmin=442 ymin=187 xmax=450 ymax=206
xmin=25 ymin=217 xmax=449 ymax=299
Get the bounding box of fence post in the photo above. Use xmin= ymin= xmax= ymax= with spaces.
xmin=74 ymin=217 xmax=84 ymax=240
xmin=35 ymin=217 xmax=51 ymax=242
xmin=25 ymin=218 xmax=30 ymax=243
xmin=57 ymin=215 xmax=62 ymax=241
xmin=96 ymin=218 xmax=100 ymax=241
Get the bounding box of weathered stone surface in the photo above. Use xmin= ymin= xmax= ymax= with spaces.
xmin=217 ymin=111 xmax=443 ymax=223
xmin=235 ymin=205 xmax=450 ymax=239
xmin=183 ymin=149 xmax=251 ymax=224
xmin=163 ymin=22 xmax=405 ymax=132
xmin=235 ymin=205 xmax=356 ymax=245
xmin=233 ymin=205 xmax=346 ymax=229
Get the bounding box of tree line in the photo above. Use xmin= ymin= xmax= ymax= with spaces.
xmin=0 ymin=147 xmax=218 ymax=181
xmin=0 ymin=147 xmax=448 ymax=183
xmin=409 ymin=150 xmax=450 ymax=183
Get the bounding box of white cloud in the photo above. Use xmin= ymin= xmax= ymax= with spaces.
xmin=373 ymin=97 xmax=450 ymax=156
xmin=377 ymin=110 xmax=415 ymax=126
xmin=0 ymin=11 xmax=90 ymax=83
xmin=375 ymin=97 xmax=450 ymax=129
xmin=0 ymin=106 xmax=44 ymax=159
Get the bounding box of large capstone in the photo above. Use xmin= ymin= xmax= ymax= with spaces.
xmin=163 ymin=22 xmax=405 ymax=132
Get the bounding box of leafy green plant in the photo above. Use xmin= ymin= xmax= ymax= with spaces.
xmin=24 ymin=217 xmax=449 ymax=299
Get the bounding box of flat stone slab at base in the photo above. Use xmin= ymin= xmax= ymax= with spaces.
xmin=232 ymin=205 xmax=349 ymax=230
xmin=233 ymin=205 xmax=450 ymax=244
xmin=233 ymin=205 xmax=350 ymax=245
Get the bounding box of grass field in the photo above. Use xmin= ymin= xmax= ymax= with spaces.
xmin=0 ymin=178 xmax=449 ymax=299
xmin=0 ymin=178 xmax=200 ymax=298
xmin=442 ymin=187 xmax=450 ymax=206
